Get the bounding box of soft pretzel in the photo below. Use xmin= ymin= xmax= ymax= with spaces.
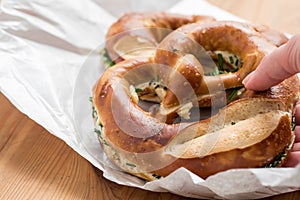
xmin=155 ymin=21 xmax=278 ymax=110
xmin=93 ymin=12 xmax=299 ymax=181
xmin=105 ymin=12 xmax=287 ymax=64
xmin=93 ymin=56 xmax=299 ymax=180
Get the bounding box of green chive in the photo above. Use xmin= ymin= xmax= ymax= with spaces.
xmin=94 ymin=128 xmax=102 ymax=137
xmin=228 ymin=89 xmax=238 ymax=102
xmin=103 ymin=48 xmax=115 ymax=67
xmin=126 ymin=163 xmax=136 ymax=168
xmin=152 ymin=174 xmax=162 ymax=179
xmin=292 ymin=116 xmax=297 ymax=131
xmin=231 ymin=122 xmax=236 ymax=125
xmin=92 ymin=106 xmax=97 ymax=119
xmin=217 ymin=53 xmax=224 ymax=71
xmin=94 ymin=128 xmax=109 ymax=146
xmin=230 ymin=68 xmax=239 ymax=73
xmin=235 ymin=58 xmax=239 ymax=67
xmin=229 ymin=56 xmax=234 ymax=64
xmin=135 ymin=88 xmax=143 ymax=93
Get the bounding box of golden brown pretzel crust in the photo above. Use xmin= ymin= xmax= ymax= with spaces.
xmin=105 ymin=12 xmax=215 ymax=62
xmin=251 ymin=23 xmax=289 ymax=47
xmin=94 ymin=12 xmax=299 ymax=181
xmin=153 ymin=115 xmax=292 ymax=179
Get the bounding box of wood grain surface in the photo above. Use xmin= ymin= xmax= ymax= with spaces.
xmin=1 ymin=0 xmax=300 ymax=199
xmin=208 ymin=0 xmax=300 ymax=35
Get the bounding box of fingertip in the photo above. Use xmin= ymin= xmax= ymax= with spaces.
xmin=243 ymin=67 xmax=277 ymax=91
xmin=242 ymin=71 xmax=255 ymax=88
xmin=243 ymin=71 xmax=269 ymax=91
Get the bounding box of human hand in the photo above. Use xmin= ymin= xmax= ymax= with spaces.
xmin=243 ymin=34 xmax=300 ymax=167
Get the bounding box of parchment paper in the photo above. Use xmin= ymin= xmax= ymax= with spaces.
xmin=1 ymin=0 xmax=299 ymax=199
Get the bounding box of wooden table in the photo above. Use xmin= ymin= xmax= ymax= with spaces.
xmin=1 ymin=0 xmax=300 ymax=199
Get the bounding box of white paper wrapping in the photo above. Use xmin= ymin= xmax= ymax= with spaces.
xmin=1 ymin=0 xmax=300 ymax=199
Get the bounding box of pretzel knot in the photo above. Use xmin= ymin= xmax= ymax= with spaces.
xmin=93 ymin=12 xmax=298 ymax=181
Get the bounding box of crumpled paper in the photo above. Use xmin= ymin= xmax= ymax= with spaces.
xmin=0 ymin=0 xmax=299 ymax=199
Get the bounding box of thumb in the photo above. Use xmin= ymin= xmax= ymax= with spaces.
xmin=243 ymin=34 xmax=300 ymax=91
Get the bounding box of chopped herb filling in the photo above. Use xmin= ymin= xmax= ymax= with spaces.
xmin=229 ymin=56 xmax=234 ymax=64
xmin=89 ymin=97 xmax=99 ymax=121
xmin=126 ymin=163 xmax=136 ymax=168
xmin=135 ymin=88 xmax=143 ymax=93
xmin=292 ymin=116 xmax=296 ymax=131
xmin=227 ymin=89 xmax=238 ymax=103
xmin=101 ymin=48 xmax=115 ymax=67
xmin=235 ymin=58 xmax=239 ymax=67
xmin=94 ymin=125 xmax=109 ymax=146
xmin=172 ymin=48 xmax=179 ymax=52
xmin=206 ymin=52 xmax=241 ymax=76
xmin=217 ymin=53 xmax=224 ymax=71
xmin=92 ymin=106 xmax=97 ymax=120
xmin=264 ymin=150 xmax=288 ymax=168
xmin=152 ymin=174 xmax=162 ymax=179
